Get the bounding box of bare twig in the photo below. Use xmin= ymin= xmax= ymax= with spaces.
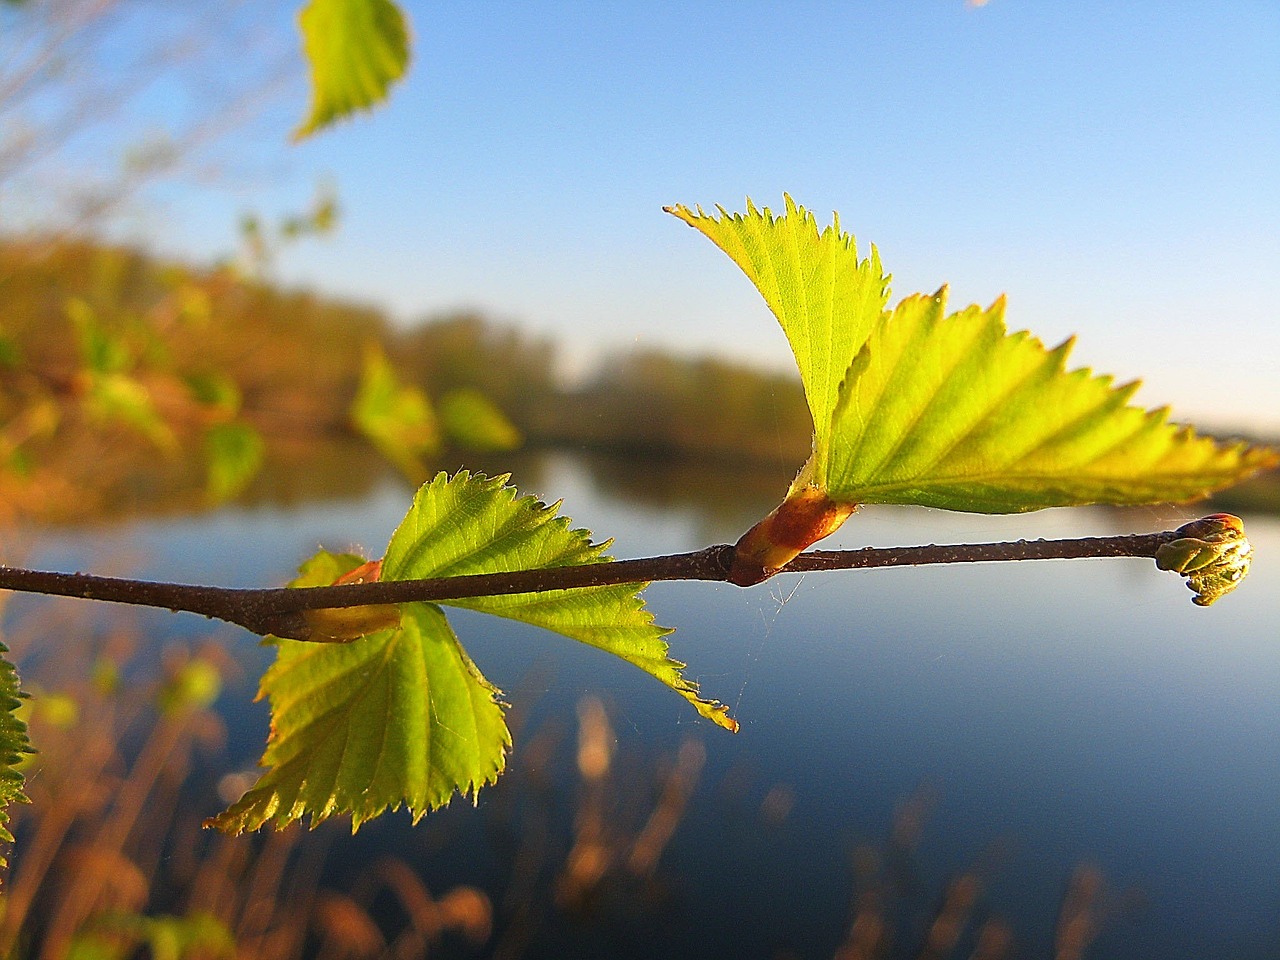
xmin=0 ymin=530 xmax=1178 ymax=641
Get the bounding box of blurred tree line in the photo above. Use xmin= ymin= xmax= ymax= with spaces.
xmin=552 ymin=351 xmax=811 ymax=466
xmin=4 ymin=236 xmax=1275 ymax=527
xmin=0 ymin=236 xmax=815 ymax=523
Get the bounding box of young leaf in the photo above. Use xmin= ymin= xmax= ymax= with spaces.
xmin=67 ymin=298 xmax=130 ymax=375
xmin=0 ymin=644 xmax=33 ymax=869
xmin=208 ymin=552 xmax=508 ymax=834
xmin=665 ymin=195 xmax=890 ymax=467
xmin=350 ymin=343 xmax=439 ymax=478
xmin=82 ymin=372 xmax=177 ymax=452
xmin=825 ymin=289 xmax=1279 ymax=511
xmin=439 ymin=387 xmax=522 ymax=452
xmin=383 ymin=471 xmax=737 ymax=732
xmin=204 ymin=421 xmax=265 ymax=504
xmin=295 ymin=0 xmax=411 ymax=139
xmin=185 ymin=371 xmax=242 ymax=416
xmin=672 ymin=197 xmax=1277 ymax=582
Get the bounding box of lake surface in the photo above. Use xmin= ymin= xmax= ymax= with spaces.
xmin=19 ymin=450 xmax=1280 ymax=959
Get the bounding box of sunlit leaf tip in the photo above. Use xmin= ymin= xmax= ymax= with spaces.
xmin=294 ymin=0 xmax=412 ymax=140
xmin=1155 ymin=513 xmax=1254 ymax=606
xmin=384 ymin=470 xmax=736 ymax=732
xmin=666 ymin=196 xmax=891 ymax=453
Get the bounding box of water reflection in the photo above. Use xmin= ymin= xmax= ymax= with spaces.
xmin=11 ymin=449 xmax=1280 ymax=960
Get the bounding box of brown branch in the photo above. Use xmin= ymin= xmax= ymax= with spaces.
xmin=0 ymin=529 xmax=1180 ymax=641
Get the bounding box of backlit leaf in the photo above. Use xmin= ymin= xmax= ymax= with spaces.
xmin=208 ymin=552 xmax=508 ymax=833
xmin=666 ymin=195 xmax=890 ymax=466
xmin=67 ymin=298 xmax=129 ymax=375
xmin=671 ymin=198 xmax=1277 ymax=532
xmin=295 ymin=0 xmax=410 ymax=139
xmin=83 ymin=372 xmax=176 ymax=452
xmin=204 ymin=421 xmax=265 ymax=503
xmin=350 ymin=344 xmax=438 ymax=478
xmin=439 ymin=387 xmax=522 ymax=452
xmin=383 ymin=471 xmax=736 ymax=731
xmin=824 ymin=288 xmax=1278 ymax=511
xmin=185 ymin=372 xmax=242 ymax=415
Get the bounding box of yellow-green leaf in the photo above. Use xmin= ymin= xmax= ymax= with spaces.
xmin=672 ymin=197 xmax=1277 ymax=527
xmin=439 ymin=387 xmax=522 ymax=452
xmin=212 ymin=468 xmax=739 ymax=834
xmin=82 ymin=372 xmax=177 ymax=452
xmin=67 ymin=298 xmax=130 ymax=375
xmin=208 ymin=554 xmax=507 ymax=833
xmin=204 ymin=421 xmax=265 ymax=504
xmin=383 ymin=471 xmax=736 ymax=732
xmin=825 ymin=288 xmax=1278 ymax=511
xmin=666 ymin=195 xmax=890 ymax=468
xmin=295 ymin=0 xmax=411 ymax=139
xmin=350 ymin=343 xmax=438 ymax=478
xmin=185 ymin=372 xmax=242 ymax=416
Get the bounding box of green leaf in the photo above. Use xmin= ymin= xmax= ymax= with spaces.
xmin=67 ymin=298 xmax=130 ymax=375
xmin=208 ymin=553 xmax=508 ymax=833
xmin=82 ymin=372 xmax=177 ymax=451
xmin=185 ymin=372 xmax=242 ymax=415
xmin=294 ymin=0 xmax=411 ymax=139
xmin=383 ymin=471 xmax=736 ymax=731
xmin=671 ymin=197 xmax=1277 ymax=526
xmin=824 ymin=288 xmax=1279 ymax=511
xmin=350 ymin=344 xmax=439 ymax=478
xmin=0 ymin=644 xmax=33 ymax=869
xmin=204 ymin=421 xmax=265 ymax=503
xmin=439 ymin=387 xmax=522 ymax=452
xmin=281 ymin=189 xmax=340 ymax=238
xmin=666 ymin=195 xmax=890 ymax=468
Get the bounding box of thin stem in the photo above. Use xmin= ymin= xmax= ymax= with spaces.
xmin=0 ymin=530 xmax=1178 ymax=641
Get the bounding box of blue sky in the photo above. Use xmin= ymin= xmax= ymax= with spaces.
xmin=131 ymin=2 xmax=1278 ymax=432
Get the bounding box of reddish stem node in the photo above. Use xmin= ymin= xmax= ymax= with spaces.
xmin=729 ymin=488 xmax=858 ymax=586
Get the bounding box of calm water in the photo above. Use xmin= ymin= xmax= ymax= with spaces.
xmin=20 ymin=451 xmax=1280 ymax=959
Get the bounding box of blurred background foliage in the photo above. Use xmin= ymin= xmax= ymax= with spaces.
xmin=1 ymin=233 xmax=1273 ymax=528
xmin=0 ymin=232 xmax=831 ymax=526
